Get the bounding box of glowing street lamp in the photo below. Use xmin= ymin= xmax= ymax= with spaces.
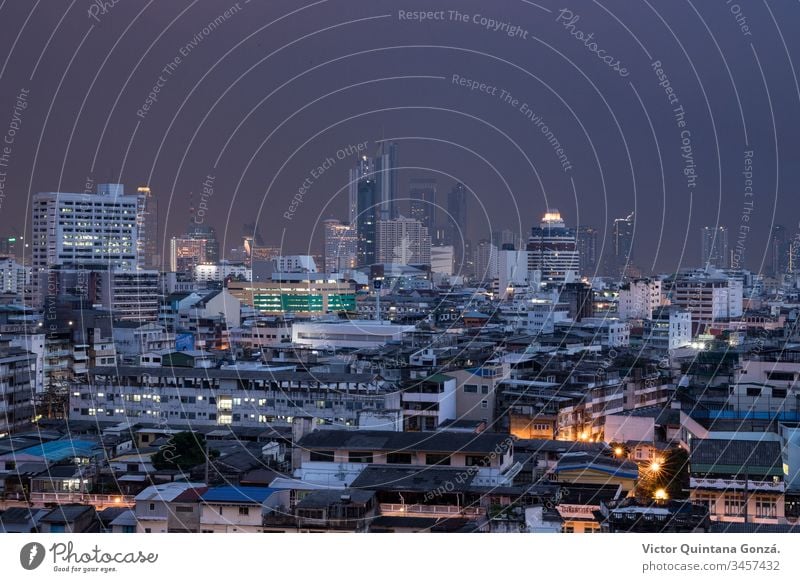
xmin=649 ymin=461 xmax=661 ymax=472
xmin=654 ymin=488 xmax=668 ymax=501
xmin=614 ymin=446 xmax=624 ymax=457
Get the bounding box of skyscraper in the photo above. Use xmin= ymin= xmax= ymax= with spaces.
xmin=409 ymin=178 xmax=437 ymax=231
xmin=527 ymin=209 xmax=579 ymax=284
xmin=356 ymin=175 xmax=378 ymax=266
xmin=701 ymin=226 xmax=729 ymax=269
xmin=612 ymin=211 xmax=635 ymax=276
xmin=445 ymin=182 xmax=468 ymax=270
xmin=473 ymin=239 xmax=498 ymax=283
xmin=769 ymin=225 xmax=789 ymax=276
xmin=136 ymin=186 xmax=158 ymax=269
xmin=323 ymin=218 xmax=358 ymax=273
xmin=374 ymin=141 xmax=398 ymax=220
xmin=376 ymin=217 xmax=431 ymax=266
xmin=576 ymin=225 xmax=598 ymax=275
xmin=186 ymin=223 xmax=219 ymax=264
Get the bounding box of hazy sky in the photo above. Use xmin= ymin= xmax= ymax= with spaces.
xmin=0 ymin=0 xmax=798 ymax=273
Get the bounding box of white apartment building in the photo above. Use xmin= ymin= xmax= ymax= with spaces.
xmin=376 ymin=216 xmax=431 ymax=265
xmin=618 ymin=278 xmax=662 ymax=320
xmin=32 ymin=183 xmax=138 ymax=272
xmin=0 ymin=257 xmax=27 ymax=296
xmin=194 ymin=261 xmax=252 ymax=283
xmin=275 ymin=255 xmax=317 ymax=273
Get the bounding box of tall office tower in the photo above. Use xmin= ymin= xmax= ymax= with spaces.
xmin=473 ymin=239 xmax=498 ymax=283
xmin=769 ymin=225 xmax=789 ymax=276
xmin=700 ymin=226 xmax=729 ymax=269
xmin=32 ymin=183 xmax=139 ymax=273
xmin=612 ymin=211 xmax=635 ymax=276
xmin=374 ymin=141 xmax=398 ymax=220
xmin=408 ymin=178 xmax=437 ymax=231
xmin=356 ymin=175 xmax=378 ymax=266
xmin=491 ymin=229 xmax=523 ymax=252
xmin=348 ymin=155 xmax=373 ymax=226
xmin=576 ymin=225 xmax=598 ymax=275
xmin=444 ymin=182 xmax=468 ymax=270
xmin=790 ymin=225 xmax=800 ymax=274
xmin=376 ymin=217 xmax=431 ymax=266
xmin=323 ymin=218 xmax=358 ymax=273
xmin=526 ymin=209 xmax=580 ymax=284
xmin=136 ymin=186 xmax=158 ymax=269
xmin=170 ymin=237 xmax=209 ymax=274
xmin=186 ymin=223 xmax=219 ymax=264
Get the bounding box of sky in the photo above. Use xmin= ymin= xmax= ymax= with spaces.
xmin=0 ymin=0 xmax=798 ymax=274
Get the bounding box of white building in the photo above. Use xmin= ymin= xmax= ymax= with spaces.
xmin=376 ymin=216 xmax=431 ymax=266
xmin=291 ymin=320 xmax=415 ymax=349
xmin=618 ymin=278 xmax=662 ymax=320
xmin=642 ymin=308 xmax=692 ymax=350
xmin=194 ymin=261 xmax=252 ymax=283
xmin=496 ymin=248 xmax=529 ymax=298
xmin=0 ymin=257 xmax=27 ymax=295
xmin=32 ymin=183 xmax=138 ymax=273
xmin=430 ymin=245 xmax=454 ymax=276
xmin=275 ymin=255 xmax=317 ymax=273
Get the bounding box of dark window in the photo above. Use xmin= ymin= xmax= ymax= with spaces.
xmin=386 ymin=452 xmax=412 ymax=464
xmin=773 ymin=388 xmax=787 ymax=399
xmin=767 ymin=371 xmax=795 ymax=382
xmin=464 ymin=384 xmax=478 ymax=393
xmin=238 ymin=507 xmax=250 ymax=516
xmin=348 ymin=452 xmax=374 ymax=463
xmin=425 ymin=453 xmax=450 ymax=466
xmin=746 ymin=387 xmax=762 ymax=397
xmin=309 ymin=450 xmax=335 ymax=462
xmin=465 ymin=455 xmax=489 ymax=467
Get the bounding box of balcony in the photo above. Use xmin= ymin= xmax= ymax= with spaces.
xmin=690 ymin=477 xmax=784 ymax=493
xmin=379 ymin=503 xmax=484 ymax=518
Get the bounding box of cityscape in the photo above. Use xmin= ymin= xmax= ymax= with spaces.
xmin=0 ymin=1 xmax=799 ymax=562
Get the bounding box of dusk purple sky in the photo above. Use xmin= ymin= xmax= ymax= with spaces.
xmin=0 ymin=0 xmax=798 ymax=273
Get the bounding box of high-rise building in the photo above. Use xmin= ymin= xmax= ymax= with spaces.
xmin=430 ymin=245 xmax=454 ymax=276
xmin=32 ymin=183 xmax=139 ymax=273
xmin=769 ymin=225 xmax=789 ymax=276
xmin=0 ymin=236 xmax=22 ymax=260
xmin=376 ymin=217 xmax=431 ymax=266
xmin=0 ymin=257 xmax=26 ymax=296
xmin=491 ymin=229 xmax=522 ymax=252
xmin=323 ymin=219 xmax=358 ymax=273
xmin=374 ymin=141 xmax=398 ymax=220
xmin=444 ymin=182 xmax=468 ymax=270
xmin=170 ymin=237 xmax=209 ymax=273
xmin=473 ymin=239 xmax=498 ymax=283
xmin=136 ymin=186 xmax=158 ymax=269
xmin=356 ymin=175 xmax=378 ymax=266
xmin=612 ymin=211 xmax=635 ymax=276
xmin=409 ymin=178 xmax=437 ymax=231
xmin=576 ymin=225 xmax=598 ymax=275
xmin=186 ymin=223 xmax=219 ymax=264
xmin=527 ymin=209 xmax=580 ymax=284
xmin=618 ymin=278 xmax=662 ymax=320
xmin=701 ymin=226 xmax=729 ymax=269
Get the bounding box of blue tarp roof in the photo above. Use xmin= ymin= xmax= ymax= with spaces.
xmin=200 ymin=486 xmax=277 ymax=504
xmin=15 ymin=439 xmax=100 ymax=462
